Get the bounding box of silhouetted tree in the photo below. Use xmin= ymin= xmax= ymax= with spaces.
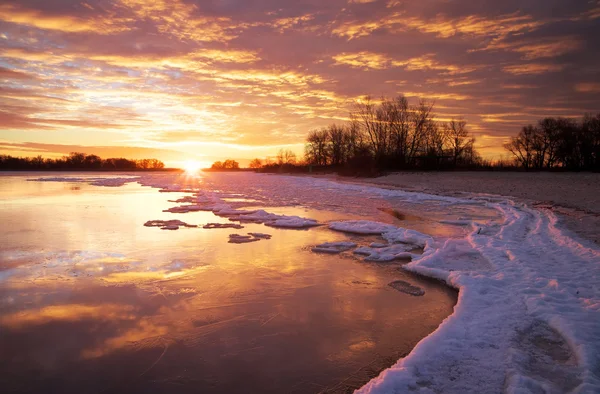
xmin=248 ymin=158 xmax=263 ymax=169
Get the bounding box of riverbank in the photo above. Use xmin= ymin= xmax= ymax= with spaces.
xmin=321 ymin=171 xmax=600 ymax=245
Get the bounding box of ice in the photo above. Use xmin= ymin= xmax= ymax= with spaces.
xmin=203 ymin=223 xmax=244 ymax=229
xmin=144 ymin=220 xmax=197 ymax=230
xmin=311 ymin=241 xmax=357 ymax=254
xmin=228 ymin=234 xmax=259 ymax=244
xmin=248 ymin=232 xmax=272 ymax=239
xmin=353 ymin=244 xmax=415 ymax=262
xmin=236 ymin=210 xmax=319 ymax=228
xmin=163 ymin=205 xmax=206 ymax=213
xmin=388 ymin=280 xmax=425 ymax=296
xmin=329 ymin=220 xmax=397 ymax=235
xmin=27 ymin=176 xmax=138 ymax=187
xmin=265 ymin=217 xmax=319 ymax=228
xmin=382 ymin=227 xmax=432 ymax=248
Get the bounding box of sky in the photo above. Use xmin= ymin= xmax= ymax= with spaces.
xmin=1 ymin=0 xmax=599 ymax=167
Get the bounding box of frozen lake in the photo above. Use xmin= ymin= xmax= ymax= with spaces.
xmin=4 ymin=171 xmax=597 ymax=393
xmin=0 ymin=172 xmax=467 ymax=393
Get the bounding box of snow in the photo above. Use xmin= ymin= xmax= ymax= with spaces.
xmin=356 ymin=204 xmax=600 ymax=393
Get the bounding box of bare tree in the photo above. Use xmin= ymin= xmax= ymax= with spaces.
xmin=249 ymin=158 xmax=263 ymax=169
xmin=504 ymin=125 xmax=536 ymax=170
xmin=445 ymin=118 xmax=470 ymax=166
xmin=304 ymin=129 xmax=329 ymax=165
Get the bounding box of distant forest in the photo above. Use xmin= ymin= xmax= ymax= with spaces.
xmin=504 ymin=114 xmax=600 ymax=171
xmin=0 ymin=152 xmax=166 ymax=171
xmin=245 ymin=95 xmax=600 ymax=174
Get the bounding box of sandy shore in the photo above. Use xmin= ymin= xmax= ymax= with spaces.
xmin=332 ymin=172 xmax=600 ymax=244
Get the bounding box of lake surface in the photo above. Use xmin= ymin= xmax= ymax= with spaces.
xmin=0 ymin=172 xmax=481 ymax=393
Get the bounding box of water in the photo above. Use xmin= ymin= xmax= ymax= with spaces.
xmin=0 ymin=172 xmax=472 ymax=393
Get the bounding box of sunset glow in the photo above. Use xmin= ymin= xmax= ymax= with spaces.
xmin=1 ymin=1 xmax=599 ymax=165
xmin=183 ymin=160 xmax=203 ymax=173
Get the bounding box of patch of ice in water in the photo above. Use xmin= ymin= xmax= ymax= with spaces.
xmin=388 ymin=280 xmax=425 ymax=296
xmin=312 ymin=242 xmax=357 ymax=254
xmin=163 ymin=205 xmax=206 ymax=213
xmin=203 ymin=223 xmax=244 ymax=230
xmin=383 ymin=227 xmax=432 ymax=248
xmin=144 ymin=220 xmax=197 ymax=230
xmin=236 ymin=210 xmax=319 ymax=228
xmin=353 ymin=244 xmax=415 ymax=262
xmin=27 ymin=176 xmax=138 ymax=187
xmin=248 ymin=232 xmax=272 ymax=239
xmin=228 ymin=234 xmax=260 ymax=244
xmin=329 ymin=220 xmax=397 ymax=235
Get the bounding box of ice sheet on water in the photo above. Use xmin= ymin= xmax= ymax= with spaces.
xmin=353 ymin=244 xmax=416 ymax=262
xmin=228 ymin=233 xmax=271 ymax=243
xmin=329 ymin=220 xmax=397 ymax=235
xmin=235 ymin=209 xmax=319 ymax=228
xmin=388 ymin=280 xmax=425 ymax=296
xmin=27 ymin=176 xmax=138 ymax=187
xmin=203 ymin=223 xmax=244 ymax=229
xmin=144 ymin=220 xmax=197 ymax=230
xmin=311 ymin=241 xmax=357 ymax=254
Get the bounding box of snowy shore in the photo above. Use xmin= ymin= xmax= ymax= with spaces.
xmin=336 ymin=171 xmax=600 ymax=245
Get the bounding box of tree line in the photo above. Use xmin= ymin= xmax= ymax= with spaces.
xmin=0 ymin=152 xmax=165 ymax=171
xmin=302 ymin=95 xmax=480 ymax=173
xmin=504 ymin=114 xmax=600 ymax=171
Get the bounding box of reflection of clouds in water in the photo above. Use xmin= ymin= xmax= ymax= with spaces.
xmin=81 ymin=319 xmax=169 ymax=359
xmin=0 ymin=304 xmax=136 ymax=328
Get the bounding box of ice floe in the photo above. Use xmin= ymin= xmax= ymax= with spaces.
xmin=143 ymin=220 xmax=197 ymax=230
xmin=353 ymin=244 xmax=416 ymax=262
xmin=329 ymin=220 xmax=397 ymax=234
xmin=27 ymin=176 xmax=138 ymax=187
xmin=311 ymin=241 xmax=357 ymax=254
xmin=248 ymin=232 xmax=272 ymax=239
xmin=388 ymin=280 xmax=425 ymax=296
xmin=228 ymin=234 xmax=260 ymax=244
xmin=203 ymin=223 xmax=244 ymax=230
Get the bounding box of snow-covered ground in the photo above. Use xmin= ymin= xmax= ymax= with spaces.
xmin=26 ymin=172 xmax=600 ymax=393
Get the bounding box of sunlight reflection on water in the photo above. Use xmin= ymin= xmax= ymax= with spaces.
xmin=0 ymin=172 xmax=482 ymax=393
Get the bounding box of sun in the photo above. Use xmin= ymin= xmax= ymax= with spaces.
xmin=183 ymin=160 xmax=202 ymax=173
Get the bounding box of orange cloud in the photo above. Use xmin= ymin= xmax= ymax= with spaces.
xmin=0 ymin=4 xmax=131 ymax=33
xmin=503 ymin=63 xmax=564 ymax=75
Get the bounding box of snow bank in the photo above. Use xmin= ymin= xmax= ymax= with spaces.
xmin=356 ymin=202 xmax=600 ymax=393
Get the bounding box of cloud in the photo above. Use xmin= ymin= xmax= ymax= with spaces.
xmin=575 ymin=83 xmax=600 ymax=93
xmin=0 ymin=0 xmax=599 ymax=161
xmin=0 ymin=3 xmax=130 ymax=34
xmin=502 ymin=63 xmax=564 ymax=75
